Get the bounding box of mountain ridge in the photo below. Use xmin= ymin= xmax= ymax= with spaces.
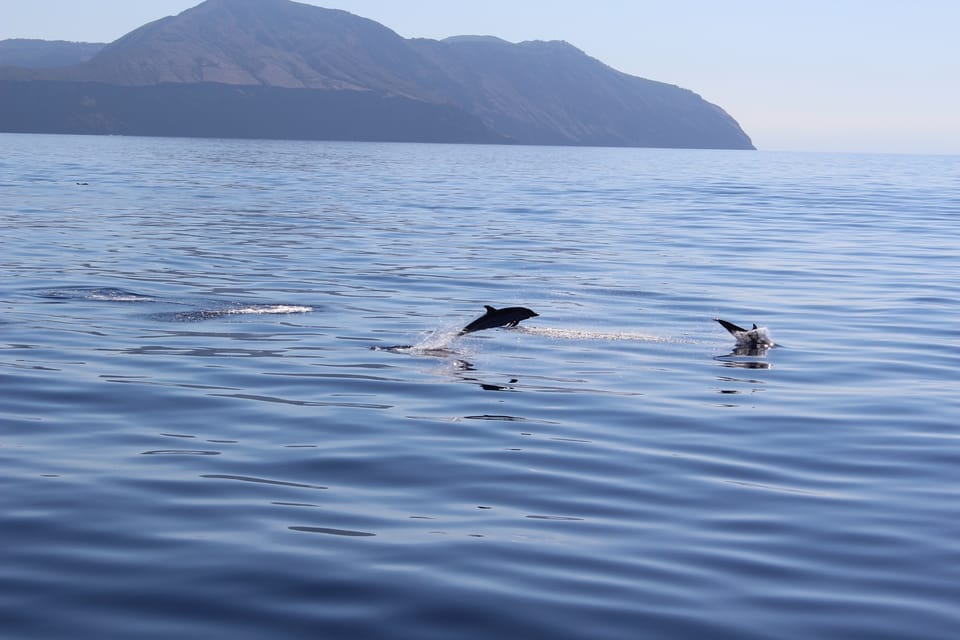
xmin=0 ymin=0 xmax=754 ymax=149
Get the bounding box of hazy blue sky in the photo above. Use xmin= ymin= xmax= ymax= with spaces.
xmin=4 ymin=0 xmax=958 ymax=154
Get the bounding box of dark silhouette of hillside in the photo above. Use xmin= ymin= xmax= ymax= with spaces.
xmin=0 ymin=80 xmax=507 ymax=143
xmin=0 ymin=0 xmax=754 ymax=149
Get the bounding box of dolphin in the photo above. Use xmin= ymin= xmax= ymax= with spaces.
xmin=714 ymin=318 xmax=775 ymax=355
xmin=460 ymin=305 xmax=539 ymax=335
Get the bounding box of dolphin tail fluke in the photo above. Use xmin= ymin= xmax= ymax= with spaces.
xmin=715 ymin=318 xmax=748 ymax=335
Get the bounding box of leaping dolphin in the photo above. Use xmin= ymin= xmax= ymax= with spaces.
xmin=715 ymin=318 xmax=775 ymax=355
xmin=460 ymin=305 xmax=539 ymax=335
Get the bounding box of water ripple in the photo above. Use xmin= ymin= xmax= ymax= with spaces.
xmin=3 ymin=137 xmax=958 ymax=640
xmin=201 ymin=474 xmax=328 ymax=490
xmin=289 ymin=526 xmax=376 ymax=537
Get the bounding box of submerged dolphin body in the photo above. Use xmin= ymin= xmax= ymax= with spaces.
xmin=460 ymin=305 xmax=539 ymax=335
xmin=715 ymin=318 xmax=775 ymax=355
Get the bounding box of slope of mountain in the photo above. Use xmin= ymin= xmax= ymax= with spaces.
xmin=0 ymin=0 xmax=754 ymax=149
xmin=413 ymin=37 xmax=750 ymax=149
xmin=0 ymin=39 xmax=104 ymax=68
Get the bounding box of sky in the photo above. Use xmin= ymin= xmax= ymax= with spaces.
xmin=3 ymin=0 xmax=958 ymax=155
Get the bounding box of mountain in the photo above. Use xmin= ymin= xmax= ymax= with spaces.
xmin=0 ymin=0 xmax=754 ymax=149
xmin=70 ymin=0 xmax=445 ymax=96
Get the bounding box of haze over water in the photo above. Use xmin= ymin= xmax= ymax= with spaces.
xmin=2 ymin=133 xmax=959 ymax=639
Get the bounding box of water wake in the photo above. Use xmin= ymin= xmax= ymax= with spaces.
xmin=37 ymin=287 xmax=157 ymax=302
xmin=517 ymin=326 xmax=679 ymax=343
xmin=32 ymin=286 xmax=314 ymax=321
xmin=157 ymin=305 xmax=314 ymax=322
xmin=373 ymin=324 xmax=687 ymax=358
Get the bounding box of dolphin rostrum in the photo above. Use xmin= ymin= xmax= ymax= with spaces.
xmin=714 ymin=318 xmax=775 ymax=354
xmin=460 ymin=305 xmax=539 ymax=335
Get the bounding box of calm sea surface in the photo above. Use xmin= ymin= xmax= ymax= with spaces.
xmin=1 ymin=133 xmax=959 ymax=639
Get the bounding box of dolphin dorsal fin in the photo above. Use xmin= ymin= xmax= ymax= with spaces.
xmin=752 ymin=324 xmax=759 ymax=330
xmin=484 ymin=305 xmax=497 ymax=314
xmin=715 ymin=319 xmax=747 ymax=334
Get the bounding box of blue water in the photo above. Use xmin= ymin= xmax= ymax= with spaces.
xmin=2 ymin=133 xmax=959 ymax=639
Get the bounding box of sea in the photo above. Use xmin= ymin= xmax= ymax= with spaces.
xmin=1 ymin=133 xmax=958 ymax=640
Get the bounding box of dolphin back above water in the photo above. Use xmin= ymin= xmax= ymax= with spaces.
xmin=460 ymin=305 xmax=539 ymax=334
xmin=715 ymin=318 xmax=775 ymax=353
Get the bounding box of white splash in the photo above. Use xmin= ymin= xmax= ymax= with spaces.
xmin=223 ymin=305 xmax=314 ymax=315
xmin=415 ymin=326 xmax=462 ymax=349
xmin=736 ymin=325 xmax=774 ymax=348
xmin=371 ymin=326 xmax=465 ymax=356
